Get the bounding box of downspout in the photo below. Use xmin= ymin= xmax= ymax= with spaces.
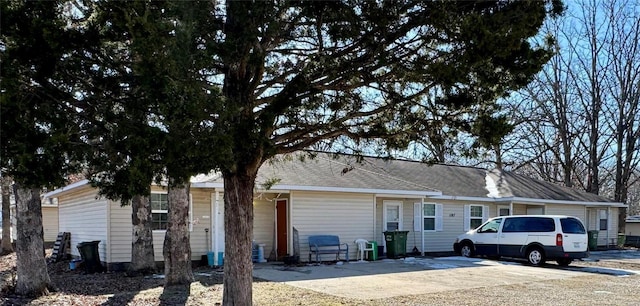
xmin=607 ymin=206 xmax=611 ymax=247
xmin=210 ymin=193 xmax=214 ymax=252
xmin=509 ymin=201 xmax=513 ymax=215
xmin=214 ymin=190 xmax=220 ymax=265
xmin=420 ymin=197 xmax=424 ymax=256
xmin=372 ymin=195 xmax=377 ymax=247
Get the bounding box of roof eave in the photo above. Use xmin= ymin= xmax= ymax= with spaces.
xmin=43 ymin=179 xmax=90 ymax=198
xmin=500 ymin=197 xmax=626 ymax=207
xmin=268 ymin=184 xmax=441 ymax=196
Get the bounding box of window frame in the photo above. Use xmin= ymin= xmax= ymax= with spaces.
xmin=599 ymin=209 xmax=608 ymax=231
xmin=423 ymin=203 xmax=436 ymax=232
xmin=149 ymin=192 xmax=193 ymax=232
xmin=469 ymin=205 xmax=484 ymax=230
xmin=151 ymin=192 xmax=169 ymax=231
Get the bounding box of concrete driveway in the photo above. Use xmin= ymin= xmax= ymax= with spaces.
xmin=253 ymin=251 xmax=640 ymax=299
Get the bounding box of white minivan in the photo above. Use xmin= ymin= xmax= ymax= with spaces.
xmin=453 ymin=215 xmax=588 ymax=266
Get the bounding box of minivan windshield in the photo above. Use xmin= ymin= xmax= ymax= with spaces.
xmin=560 ymin=218 xmax=586 ymax=234
xmin=477 ymin=218 xmax=502 ymax=233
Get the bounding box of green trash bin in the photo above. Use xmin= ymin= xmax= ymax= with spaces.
xmin=617 ymin=233 xmax=626 ymax=247
xmin=384 ymin=231 xmax=409 ymax=259
xmin=588 ymin=230 xmax=599 ymax=251
xmin=366 ymin=241 xmax=378 ymax=261
xmin=77 ymin=241 xmax=104 ymax=273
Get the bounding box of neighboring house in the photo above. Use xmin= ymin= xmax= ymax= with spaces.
xmin=9 ymin=196 xmax=59 ymax=243
xmin=626 ymin=216 xmax=640 ymax=247
xmin=44 ymin=152 xmax=625 ymax=268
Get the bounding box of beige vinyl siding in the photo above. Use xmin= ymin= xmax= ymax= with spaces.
xmin=375 ymin=198 xmax=493 ymax=253
xmin=627 ymin=222 xmax=640 ymax=236
xmin=512 ymin=205 xmax=527 ymax=215
xmin=151 ymin=189 xmax=212 ymax=261
xmin=109 ymin=200 xmax=132 ymax=263
xmin=545 ymin=204 xmax=587 ymax=223
xmin=42 ymin=206 xmax=59 ymax=242
xmin=586 ymin=207 xmax=620 ymax=246
xmin=253 ymin=196 xmax=283 ymax=260
xmin=108 ymin=188 xmax=213 ymax=263
xmin=190 ymin=189 xmax=212 ymax=257
xmin=58 ymin=186 xmax=108 ymax=261
xmin=419 ymin=200 xmax=495 ymax=253
xmin=292 ymin=191 xmax=374 ymax=262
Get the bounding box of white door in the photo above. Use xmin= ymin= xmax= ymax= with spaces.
xmin=383 ymin=201 xmax=403 ymax=231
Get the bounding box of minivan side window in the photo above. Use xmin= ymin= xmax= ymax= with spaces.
xmin=502 ymin=217 xmax=555 ymax=232
xmin=560 ymin=218 xmax=586 ymax=234
xmin=477 ymin=218 xmax=502 ymax=233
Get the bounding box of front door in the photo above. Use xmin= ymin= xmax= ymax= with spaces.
xmin=383 ymin=201 xmax=403 ymax=231
xmin=276 ymin=199 xmax=288 ymax=259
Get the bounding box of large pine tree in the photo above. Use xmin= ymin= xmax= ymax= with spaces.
xmin=0 ymin=0 xmax=86 ymax=296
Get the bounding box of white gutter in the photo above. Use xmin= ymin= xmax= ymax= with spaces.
xmin=43 ymin=179 xmax=89 ymax=197
xmin=500 ymin=197 xmax=627 ymax=207
xmin=429 ymin=194 xmax=626 ymax=207
xmin=271 ymin=184 xmax=440 ymax=196
xmin=428 ymin=195 xmax=497 ymax=202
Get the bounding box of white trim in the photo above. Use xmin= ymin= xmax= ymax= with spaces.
xmin=192 ymin=182 xmax=440 ymax=196
xmin=372 ymin=194 xmax=377 ymax=247
xmin=503 ymin=197 xmax=626 ymax=207
xmin=210 ymin=193 xmax=215 ymax=252
xmin=190 ymin=182 xmax=224 ymax=189
xmin=430 ymin=195 xmax=497 ymax=202
xmin=188 ymin=193 xmax=193 ymax=232
xmin=428 ymin=195 xmax=625 ymax=207
xmin=106 ymin=200 xmax=112 ymax=263
xmin=376 ymin=193 xmax=429 ymax=199
xmin=43 ymin=179 xmax=89 ymax=197
xmin=420 ymin=198 xmax=424 ymax=256
xmin=214 ymin=191 xmax=221 ymax=265
xmin=265 ymin=184 xmax=440 ymax=196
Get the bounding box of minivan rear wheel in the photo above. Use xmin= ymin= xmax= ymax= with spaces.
xmin=460 ymin=243 xmax=474 ymax=257
xmin=526 ymin=247 xmax=545 ymax=266
xmin=557 ymin=259 xmax=572 ymax=267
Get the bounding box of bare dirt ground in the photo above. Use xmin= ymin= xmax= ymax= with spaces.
xmin=1 ymin=248 xmax=639 ymax=306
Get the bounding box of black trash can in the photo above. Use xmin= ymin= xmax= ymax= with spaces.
xmin=383 ymin=231 xmax=409 ymax=259
xmin=587 ymin=230 xmax=599 ymax=251
xmin=77 ymin=241 xmax=104 ymax=273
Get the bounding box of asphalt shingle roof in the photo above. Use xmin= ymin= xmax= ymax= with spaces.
xmin=194 ymin=152 xmax=617 ymax=204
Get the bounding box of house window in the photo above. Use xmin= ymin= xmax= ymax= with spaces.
xmin=151 ymin=193 xmax=169 ymax=230
xmin=599 ymin=209 xmax=608 ymax=231
xmin=469 ymin=205 xmax=484 ymax=229
xmin=423 ymin=204 xmax=436 ymax=231
xmin=498 ymin=207 xmax=510 ymax=216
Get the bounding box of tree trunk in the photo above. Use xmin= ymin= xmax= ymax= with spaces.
xmin=13 ymin=183 xmax=51 ymax=296
xmin=129 ymin=194 xmax=155 ymax=275
xmin=163 ymin=181 xmax=193 ymax=285
xmin=222 ymin=171 xmax=256 ymax=306
xmin=1 ymin=175 xmax=13 ymax=254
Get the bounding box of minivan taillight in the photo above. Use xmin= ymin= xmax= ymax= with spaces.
xmin=556 ymin=233 xmax=563 ymax=246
